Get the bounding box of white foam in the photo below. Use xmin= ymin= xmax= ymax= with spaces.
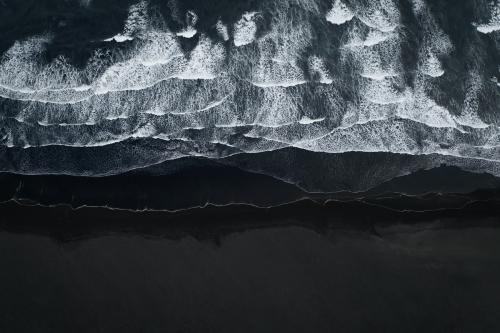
xmin=247 ymin=8 xmax=312 ymax=88
xmin=175 ymin=35 xmax=226 ymax=80
xmin=249 ymin=53 xmax=307 ymax=87
xmin=123 ymin=1 xmax=149 ymax=35
xmin=0 ymin=35 xmax=51 ymax=90
xmin=363 ymin=78 xmax=408 ymax=105
xmin=344 ymin=25 xmax=395 ymax=49
xmin=172 ymin=95 xmax=229 ymax=114
xmin=197 ymin=96 xmax=229 ymax=112
xmin=355 ymin=46 xmax=400 ymax=82
xmin=1 ymin=1 xmax=499 ymax=166
xmin=413 ymin=0 xmax=453 ymax=78
xmin=455 ymin=70 xmax=489 ymax=128
xmin=249 ymin=122 xmax=294 ymax=129
xmin=397 ymin=76 xmax=457 ymax=129
xmin=131 ymin=123 xmax=156 ymax=138
xmin=234 ymin=12 xmax=258 ymax=47
xmin=326 ymin=0 xmax=354 ymax=25
xmin=176 ymin=28 xmax=197 ymax=38
xmin=0 ymin=35 xmax=104 ymax=104
xmin=294 ymin=119 xmax=500 ymax=163
xmin=299 ymin=116 xmax=325 ymax=124
xmin=338 ymin=1 xmax=459 ymax=132
xmin=216 ymin=20 xmax=230 ymax=41
xmin=419 ymin=51 xmax=445 ymax=77
xmin=104 ymin=0 xmax=149 ymax=42
xmin=360 ymin=72 xmax=398 ymax=81
xmin=250 ymin=80 xmax=307 ymax=88
xmin=176 ymin=10 xmax=198 ymax=38
xmin=104 ymin=34 xmax=134 ymax=43
xmin=215 ymin=122 xmax=245 ymax=129
xmin=363 ymin=30 xmax=393 ymax=47
xmin=144 ymin=107 xmax=166 ymax=116
xmin=308 ymin=56 xmax=333 ymax=84
xmin=103 ymin=114 xmax=129 ymax=121
xmin=252 ymin=87 xmax=301 ymax=128
xmin=475 ymin=1 xmax=500 ymax=34
xmin=477 ymin=23 xmax=500 ymax=33
xmin=0 ymin=85 xmax=93 ymax=104
xmin=94 ymin=31 xmax=187 ymax=95
xmin=356 ymin=0 xmax=400 ymax=32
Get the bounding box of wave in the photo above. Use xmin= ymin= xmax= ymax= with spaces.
xmin=0 ymin=0 xmax=499 ymax=187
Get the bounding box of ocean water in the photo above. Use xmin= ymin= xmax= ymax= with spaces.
xmin=1 ymin=0 xmax=500 ymax=331
xmin=0 ymin=0 xmax=499 ymax=200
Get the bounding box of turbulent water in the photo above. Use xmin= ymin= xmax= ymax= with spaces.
xmin=0 ymin=0 xmax=500 ymax=209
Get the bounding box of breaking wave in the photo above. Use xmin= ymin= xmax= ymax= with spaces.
xmin=0 ymin=0 xmax=499 ymax=191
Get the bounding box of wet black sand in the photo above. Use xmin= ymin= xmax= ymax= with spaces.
xmin=1 ymin=202 xmax=500 ymax=333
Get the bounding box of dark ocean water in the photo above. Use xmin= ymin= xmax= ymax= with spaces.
xmin=0 ymin=0 xmax=500 ymax=207
xmin=1 ymin=0 xmax=499 ymax=191
xmin=1 ymin=0 xmax=500 ymax=331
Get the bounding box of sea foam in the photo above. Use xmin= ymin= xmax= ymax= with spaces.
xmin=0 ymin=0 xmax=498 ymax=171
xmin=234 ymin=12 xmax=259 ymax=47
xmin=476 ymin=1 xmax=500 ymax=34
xmin=326 ymin=0 xmax=354 ymax=25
